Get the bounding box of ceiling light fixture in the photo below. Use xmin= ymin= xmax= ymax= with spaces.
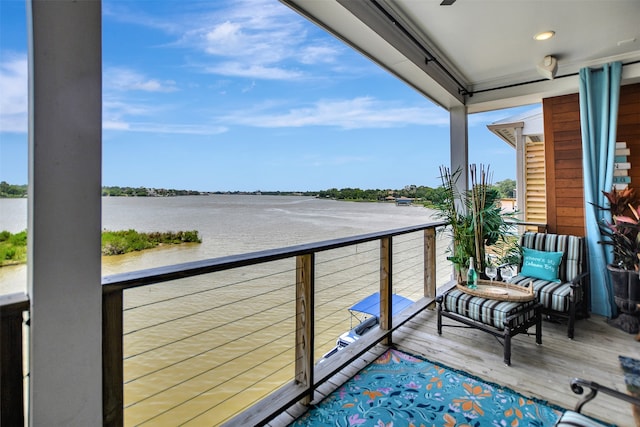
xmin=534 ymin=31 xmax=555 ymax=41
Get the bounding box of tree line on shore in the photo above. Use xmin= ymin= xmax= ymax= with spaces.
xmin=1 ymin=229 xmax=202 ymax=266
xmin=1 ymin=180 xmax=517 ymax=202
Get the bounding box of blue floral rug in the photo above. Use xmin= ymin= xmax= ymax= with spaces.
xmin=291 ymin=349 xmax=562 ymax=427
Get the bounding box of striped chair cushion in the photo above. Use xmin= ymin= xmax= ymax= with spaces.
xmin=443 ymin=289 xmax=538 ymax=329
xmin=554 ymin=410 xmax=608 ymax=427
xmin=510 ymin=276 xmax=572 ymax=312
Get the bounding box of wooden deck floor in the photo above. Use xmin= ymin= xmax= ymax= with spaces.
xmin=272 ymin=306 xmax=639 ymax=426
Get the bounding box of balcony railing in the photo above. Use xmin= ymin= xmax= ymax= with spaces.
xmin=1 ymin=220 xmax=452 ymax=426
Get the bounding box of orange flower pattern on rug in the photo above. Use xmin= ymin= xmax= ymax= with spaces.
xmin=291 ymin=349 xmax=561 ymax=426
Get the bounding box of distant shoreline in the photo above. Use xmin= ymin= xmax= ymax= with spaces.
xmin=1 ymin=184 xmax=436 ymax=204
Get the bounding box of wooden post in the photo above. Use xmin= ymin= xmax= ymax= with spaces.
xmin=0 ymin=302 xmax=26 ymax=427
xmin=295 ymin=254 xmax=314 ymax=405
xmin=380 ymin=237 xmax=392 ymax=346
xmin=103 ymin=290 xmax=123 ymax=427
xmin=424 ymin=227 xmax=437 ymax=299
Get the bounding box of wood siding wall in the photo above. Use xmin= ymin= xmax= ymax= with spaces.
xmin=542 ymin=82 xmax=640 ymax=236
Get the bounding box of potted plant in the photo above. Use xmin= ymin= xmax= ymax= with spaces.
xmin=433 ymin=164 xmax=518 ymax=282
xmin=597 ymin=187 xmax=640 ymax=333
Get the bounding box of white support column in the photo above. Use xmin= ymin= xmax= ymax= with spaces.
xmin=27 ymin=1 xmax=102 ymax=425
xmin=450 ymin=105 xmax=469 ymax=198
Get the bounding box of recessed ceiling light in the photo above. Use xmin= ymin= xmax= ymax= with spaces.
xmin=534 ymin=31 xmax=555 ymax=41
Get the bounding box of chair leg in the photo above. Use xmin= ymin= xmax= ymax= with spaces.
xmin=437 ymin=297 xmax=443 ymax=335
xmin=568 ymin=293 xmax=576 ymax=339
xmin=503 ymin=326 xmax=512 ymax=366
xmin=536 ymin=305 xmax=542 ymax=345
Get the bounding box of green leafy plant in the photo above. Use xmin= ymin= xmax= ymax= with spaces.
xmin=0 ymin=230 xmax=27 ymax=265
xmin=433 ymin=164 xmax=518 ymax=279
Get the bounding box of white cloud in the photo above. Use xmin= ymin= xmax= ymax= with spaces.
xmin=103 ymin=97 xmax=227 ymax=136
xmin=298 ymin=45 xmax=339 ymax=65
xmin=178 ymin=0 xmax=342 ymax=80
xmin=205 ymin=62 xmax=303 ymax=80
xmin=105 ymin=121 xmax=227 ymax=135
xmin=219 ymin=97 xmax=449 ymax=129
xmin=104 ymin=67 xmax=178 ymax=93
xmin=103 ymin=121 xmax=130 ymax=131
xmin=105 ymin=1 xmax=348 ymax=81
xmin=0 ymin=53 xmax=28 ymax=133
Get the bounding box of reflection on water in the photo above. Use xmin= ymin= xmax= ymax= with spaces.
xmin=0 ymin=196 xmax=451 ymax=425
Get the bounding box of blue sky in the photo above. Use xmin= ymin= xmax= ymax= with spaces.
xmin=0 ymin=0 xmax=536 ymax=192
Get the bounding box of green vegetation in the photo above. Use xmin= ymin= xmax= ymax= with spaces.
xmin=0 ymin=229 xmax=202 ymax=265
xmin=101 ymin=230 xmax=202 ymax=255
xmin=102 ymin=186 xmax=206 ymax=197
xmin=0 ymin=182 xmax=27 ymax=198
xmin=0 ymin=230 xmax=27 ymax=266
xmin=2 ymin=180 xmax=517 ymax=202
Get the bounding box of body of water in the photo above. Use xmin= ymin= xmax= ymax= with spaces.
xmin=1 ymin=195 xmax=440 ymax=293
xmin=0 ymin=195 xmax=451 ymax=425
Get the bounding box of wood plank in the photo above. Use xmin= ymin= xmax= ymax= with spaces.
xmin=0 ymin=303 xmax=25 ymax=427
xmin=543 ymin=97 xmax=558 ymax=233
xmin=380 ymin=237 xmax=391 ymax=346
xmin=554 ymin=168 xmax=584 ymax=179
xmin=554 ymin=146 xmax=583 ymax=157
xmin=550 ymin=110 xmax=581 ymax=123
xmin=555 ymin=188 xmax=583 ymax=199
xmin=556 ymin=214 xmax=585 ymax=226
xmin=557 ymin=207 xmax=584 ymax=218
xmin=555 ymin=159 xmax=583 ymax=170
xmin=295 ymin=254 xmax=314 ymax=405
xmin=552 ymin=132 xmax=581 ymax=144
xmin=556 ymin=225 xmax=586 ymax=236
xmin=554 ymin=178 xmax=583 ymax=188
xmin=103 ymin=290 xmax=123 ymax=427
xmin=552 ymin=121 xmax=581 ymax=132
xmin=424 ymin=228 xmax=436 ymax=299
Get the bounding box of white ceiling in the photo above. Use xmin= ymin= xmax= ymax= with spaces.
xmin=281 ymin=0 xmax=640 ymax=113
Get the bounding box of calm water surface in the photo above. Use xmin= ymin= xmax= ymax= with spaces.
xmin=1 ymin=195 xmax=438 ymax=292
xmin=0 ymin=195 xmax=448 ymax=425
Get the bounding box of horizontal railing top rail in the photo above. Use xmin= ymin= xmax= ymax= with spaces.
xmin=0 ymin=292 xmax=29 ymax=311
xmin=102 ymin=220 xmax=448 ymax=292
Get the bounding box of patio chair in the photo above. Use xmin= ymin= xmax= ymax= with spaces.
xmin=555 ymin=378 xmax=640 ymax=426
xmin=509 ymin=232 xmax=589 ymax=339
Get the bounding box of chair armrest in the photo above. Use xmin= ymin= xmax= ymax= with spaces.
xmin=570 ymin=378 xmax=640 ymax=413
xmin=570 ymin=271 xmax=590 ymax=288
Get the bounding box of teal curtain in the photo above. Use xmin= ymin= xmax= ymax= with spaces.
xmin=579 ymin=61 xmax=622 ymax=317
